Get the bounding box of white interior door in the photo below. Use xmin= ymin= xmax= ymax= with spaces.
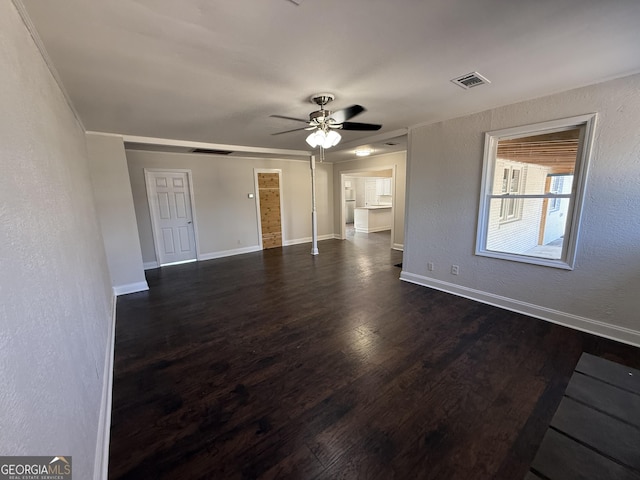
xmin=145 ymin=170 xmax=197 ymax=266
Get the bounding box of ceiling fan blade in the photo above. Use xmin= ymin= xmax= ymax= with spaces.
xmin=340 ymin=122 xmax=382 ymax=131
xmin=270 ymin=114 xmax=310 ymax=124
xmin=330 ymin=105 xmax=365 ymax=124
xmin=271 ymin=126 xmax=315 ymax=135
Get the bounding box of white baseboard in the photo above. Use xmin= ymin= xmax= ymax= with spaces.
xmin=355 ymin=226 xmax=392 ymax=234
xmin=283 ymin=234 xmax=336 ymax=246
xmin=399 ymin=271 xmax=640 ymax=348
xmin=392 ymin=243 xmax=404 ymax=251
xmin=94 ymin=294 xmax=117 ymax=480
xmin=152 ymin=238 xmax=339 ymax=266
xmin=199 ymin=245 xmax=262 ymax=261
xmin=112 ymin=281 xmax=149 ymax=296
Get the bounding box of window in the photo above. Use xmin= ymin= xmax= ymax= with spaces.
xmin=499 ymin=166 xmax=523 ymax=223
xmin=475 ymin=114 xmax=596 ymax=269
xmin=549 ymin=176 xmax=564 ymax=212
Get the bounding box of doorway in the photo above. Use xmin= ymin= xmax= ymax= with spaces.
xmin=145 ymin=169 xmax=198 ymax=266
xmin=340 ymin=167 xmax=396 ymax=249
xmin=254 ymin=169 xmax=284 ymax=249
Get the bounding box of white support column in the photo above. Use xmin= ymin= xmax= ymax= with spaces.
xmin=310 ymin=154 xmax=319 ymax=255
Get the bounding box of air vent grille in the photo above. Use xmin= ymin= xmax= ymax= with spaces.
xmin=451 ymin=71 xmax=491 ymax=90
xmin=191 ymin=148 xmax=233 ymax=155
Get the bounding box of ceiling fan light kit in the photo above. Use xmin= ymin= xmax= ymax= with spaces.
xmin=306 ymin=129 xmax=341 ymax=148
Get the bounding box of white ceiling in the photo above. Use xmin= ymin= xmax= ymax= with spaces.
xmin=19 ymin=0 xmax=640 ymax=161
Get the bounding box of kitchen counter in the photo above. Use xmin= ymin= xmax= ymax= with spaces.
xmin=354 ymin=206 xmax=392 ymax=233
xmin=356 ymin=205 xmax=392 ymax=210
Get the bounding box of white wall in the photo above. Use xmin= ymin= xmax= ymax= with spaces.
xmin=0 ymin=3 xmax=114 ymax=479
xmin=333 ymin=152 xmax=407 ymax=248
xmin=86 ymin=133 xmax=148 ymax=294
xmin=126 ymin=150 xmax=334 ymax=265
xmin=402 ymin=73 xmax=640 ymax=346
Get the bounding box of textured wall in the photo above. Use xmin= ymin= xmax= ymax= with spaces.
xmin=126 ymin=150 xmax=334 ymax=264
xmin=333 ymin=151 xmax=407 ymax=247
xmin=86 ymin=133 xmax=147 ymax=293
xmin=0 ymin=3 xmax=113 ymax=479
xmin=404 ymin=73 xmax=640 ymax=340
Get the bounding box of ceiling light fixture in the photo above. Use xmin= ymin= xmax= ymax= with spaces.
xmin=306 ymin=128 xmax=341 ymax=149
xmin=355 ymin=148 xmax=372 ymax=157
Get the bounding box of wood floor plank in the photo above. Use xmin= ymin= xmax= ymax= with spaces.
xmin=406 ymin=358 xmax=548 ymax=480
xmin=531 ymin=429 xmax=640 ymax=480
xmin=551 ymin=397 xmax=640 ymax=471
xmin=565 ymin=373 xmax=640 ymax=428
xmin=108 ymin=232 xmax=640 ymax=479
xmin=576 ymin=352 xmax=640 ymax=394
xmin=257 ymin=445 xmax=325 ymax=480
xmin=307 ymin=304 xmax=500 ymax=470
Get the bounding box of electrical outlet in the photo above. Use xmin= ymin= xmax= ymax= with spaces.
xmin=451 ymin=265 xmax=459 ymax=275
xmin=427 ymin=262 xmax=434 ymax=272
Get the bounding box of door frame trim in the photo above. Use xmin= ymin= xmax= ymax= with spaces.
xmin=144 ymin=168 xmax=200 ymax=265
xmin=254 ymin=168 xmax=284 ymax=250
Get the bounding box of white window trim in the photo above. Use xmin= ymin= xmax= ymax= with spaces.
xmin=475 ymin=113 xmax=597 ymax=270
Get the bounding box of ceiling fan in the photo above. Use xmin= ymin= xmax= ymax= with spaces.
xmin=271 ymin=93 xmax=382 ymax=149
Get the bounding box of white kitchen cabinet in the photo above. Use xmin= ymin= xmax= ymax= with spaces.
xmin=376 ymin=177 xmax=392 ymax=196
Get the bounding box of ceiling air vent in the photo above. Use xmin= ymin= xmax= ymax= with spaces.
xmin=191 ymin=148 xmax=233 ymax=155
xmin=384 ymin=142 xmax=399 ymax=146
xmin=451 ymin=71 xmax=491 ymax=90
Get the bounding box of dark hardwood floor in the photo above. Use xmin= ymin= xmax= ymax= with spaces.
xmin=109 ymin=232 xmax=640 ymax=479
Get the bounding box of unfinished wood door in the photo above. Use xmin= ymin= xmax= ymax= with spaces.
xmin=257 ymin=172 xmax=282 ymax=249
